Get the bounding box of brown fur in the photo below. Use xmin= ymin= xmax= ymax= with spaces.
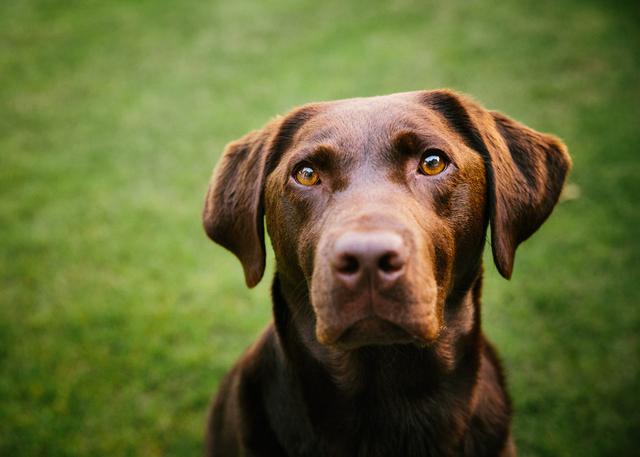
xmin=202 ymin=89 xmax=571 ymax=456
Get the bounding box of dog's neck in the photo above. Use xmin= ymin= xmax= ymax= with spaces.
xmin=272 ymin=269 xmax=484 ymax=399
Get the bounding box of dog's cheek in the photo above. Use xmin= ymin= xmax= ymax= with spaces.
xmin=296 ymin=227 xmax=320 ymax=282
xmin=426 ymin=224 xmax=454 ymax=329
xmin=428 ymin=165 xmax=486 ymax=291
xmin=449 ymin=165 xmax=487 ymax=285
xmin=267 ymin=190 xmax=325 ymax=285
xmin=292 ymin=190 xmax=333 ymax=282
xmin=265 ymin=187 xmax=304 ymax=282
xmin=308 ymin=239 xmax=335 ymax=343
xmin=405 ymin=195 xmax=455 ymax=294
xmin=292 ymin=202 xmax=321 ymax=280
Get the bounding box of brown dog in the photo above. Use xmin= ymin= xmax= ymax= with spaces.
xmin=202 ymin=89 xmax=571 ymax=456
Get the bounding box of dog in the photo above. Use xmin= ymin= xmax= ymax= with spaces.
xmin=202 ymin=89 xmax=571 ymax=456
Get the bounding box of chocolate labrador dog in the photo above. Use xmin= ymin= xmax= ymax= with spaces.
xmin=202 ymin=89 xmax=571 ymax=457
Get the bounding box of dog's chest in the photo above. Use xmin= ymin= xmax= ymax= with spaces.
xmin=352 ymin=398 xmax=462 ymax=457
xmin=272 ymin=394 xmax=464 ymax=457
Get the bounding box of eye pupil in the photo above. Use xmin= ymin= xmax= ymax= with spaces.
xmin=419 ymin=151 xmax=447 ymax=175
xmin=294 ymin=165 xmax=320 ymax=186
xmin=425 ymin=155 xmax=440 ymax=168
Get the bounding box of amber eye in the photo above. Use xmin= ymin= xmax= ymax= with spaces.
xmin=294 ymin=164 xmax=320 ymax=186
xmin=418 ymin=150 xmax=447 ymax=176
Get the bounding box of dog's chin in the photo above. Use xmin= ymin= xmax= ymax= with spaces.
xmin=322 ymin=317 xmax=433 ymax=351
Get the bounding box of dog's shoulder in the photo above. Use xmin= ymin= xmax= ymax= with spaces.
xmin=205 ymin=324 xmax=287 ymax=456
xmin=462 ymin=335 xmax=514 ymax=456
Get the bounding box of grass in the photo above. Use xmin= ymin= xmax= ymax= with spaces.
xmin=1 ymin=0 xmax=638 ymax=455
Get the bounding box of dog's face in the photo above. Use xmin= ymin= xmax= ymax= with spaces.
xmin=203 ymin=90 xmax=571 ymax=350
xmin=264 ymin=97 xmax=488 ymax=348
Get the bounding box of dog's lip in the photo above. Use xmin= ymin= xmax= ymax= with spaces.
xmin=330 ymin=316 xmax=428 ymax=350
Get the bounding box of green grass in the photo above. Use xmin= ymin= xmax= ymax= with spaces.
xmin=1 ymin=0 xmax=638 ymax=455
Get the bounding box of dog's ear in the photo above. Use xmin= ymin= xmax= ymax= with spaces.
xmin=424 ymin=90 xmax=572 ymax=279
xmin=203 ymin=107 xmax=319 ymax=287
xmin=485 ymin=111 xmax=572 ymax=278
xmin=203 ymin=126 xmax=274 ymax=287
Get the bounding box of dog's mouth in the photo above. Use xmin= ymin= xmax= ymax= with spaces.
xmin=312 ymin=292 xmax=441 ymax=350
xmin=329 ymin=316 xmax=430 ymax=350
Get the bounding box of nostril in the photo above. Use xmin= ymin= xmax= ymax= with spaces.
xmin=378 ymin=252 xmax=404 ymax=273
xmin=334 ymin=254 xmax=360 ymax=275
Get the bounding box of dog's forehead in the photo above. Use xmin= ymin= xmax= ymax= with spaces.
xmin=293 ymin=93 xmax=448 ymax=150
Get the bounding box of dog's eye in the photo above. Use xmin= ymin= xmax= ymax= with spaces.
xmin=294 ymin=164 xmax=320 ymax=186
xmin=418 ymin=150 xmax=447 ymax=176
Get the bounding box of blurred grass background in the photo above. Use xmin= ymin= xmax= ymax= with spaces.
xmin=1 ymin=0 xmax=639 ymax=455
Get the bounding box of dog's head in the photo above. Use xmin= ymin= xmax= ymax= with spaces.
xmin=203 ymin=90 xmax=571 ymax=350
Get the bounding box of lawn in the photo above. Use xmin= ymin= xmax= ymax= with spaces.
xmin=1 ymin=0 xmax=638 ymax=455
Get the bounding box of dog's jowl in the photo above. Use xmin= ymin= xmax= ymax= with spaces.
xmin=202 ymin=89 xmax=571 ymax=457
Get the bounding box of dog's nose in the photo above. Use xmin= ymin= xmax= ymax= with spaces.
xmin=331 ymin=231 xmax=407 ymax=289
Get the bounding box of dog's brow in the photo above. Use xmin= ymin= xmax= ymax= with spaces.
xmin=291 ymin=145 xmax=340 ymax=168
xmin=266 ymin=106 xmax=322 ymax=176
xmin=299 ymin=125 xmax=338 ymax=145
xmin=419 ymin=92 xmax=489 ymax=158
xmin=391 ymin=130 xmax=452 ymax=155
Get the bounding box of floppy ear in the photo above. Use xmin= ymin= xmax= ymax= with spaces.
xmin=202 ymin=126 xmax=274 ymax=288
xmin=424 ymin=90 xmax=572 ymax=279
xmin=485 ymin=110 xmax=572 ymax=278
xmin=203 ymin=106 xmax=319 ymax=287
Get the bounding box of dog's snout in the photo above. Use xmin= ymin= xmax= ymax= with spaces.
xmin=331 ymin=231 xmax=407 ymax=289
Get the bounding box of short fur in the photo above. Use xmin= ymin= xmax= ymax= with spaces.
xmin=202 ymin=89 xmax=571 ymax=456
